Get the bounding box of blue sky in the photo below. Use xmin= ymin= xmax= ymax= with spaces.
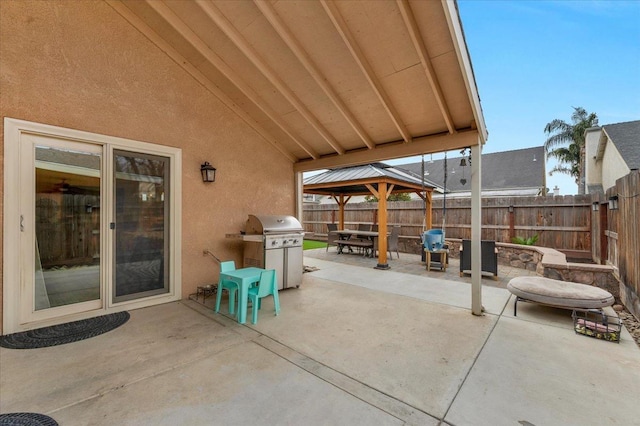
xmin=387 ymin=0 xmax=640 ymax=195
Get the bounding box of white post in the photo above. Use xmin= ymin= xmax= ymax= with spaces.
xmin=295 ymin=172 xmax=304 ymax=223
xmin=471 ymin=142 xmax=482 ymax=315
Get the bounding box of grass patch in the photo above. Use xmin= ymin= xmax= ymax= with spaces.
xmin=303 ymin=240 xmax=327 ymax=250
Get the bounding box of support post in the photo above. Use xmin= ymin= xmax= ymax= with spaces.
xmin=471 ymin=142 xmax=483 ymax=315
xmin=295 ymin=172 xmax=303 ymax=223
xmin=376 ymin=182 xmax=389 ymax=269
xmin=339 ymin=194 xmax=345 ymax=230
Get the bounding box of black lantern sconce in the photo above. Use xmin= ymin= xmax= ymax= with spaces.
xmin=591 ymin=202 xmax=599 ymax=211
xmin=608 ymin=195 xmax=619 ymax=210
xmin=200 ymin=162 xmax=217 ymax=183
xmin=508 ymin=205 xmax=514 ymax=213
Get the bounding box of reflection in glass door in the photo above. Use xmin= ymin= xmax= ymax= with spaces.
xmin=113 ymin=150 xmax=169 ymax=302
xmin=34 ymin=144 xmax=102 ymax=311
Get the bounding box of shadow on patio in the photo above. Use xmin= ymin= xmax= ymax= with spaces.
xmin=1 ymin=249 xmax=638 ymax=425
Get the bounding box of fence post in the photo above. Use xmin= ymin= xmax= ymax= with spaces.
xmin=509 ymin=205 xmax=515 ymax=241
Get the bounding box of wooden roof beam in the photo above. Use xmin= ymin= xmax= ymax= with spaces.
xmin=442 ymin=0 xmax=488 ymax=142
xmin=294 ymin=129 xmax=480 ymax=172
xmin=320 ymin=0 xmax=413 ymax=144
xmin=397 ymin=0 xmax=456 ymax=135
xmin=144 ymin=0 xmax=318 ymax=159
xmin=254 ymin=0 xmax=375 ymax=150
xmin=196 ymin=0 xmax=346 ymax=156
xmin=108 ymin=0 xmax=297 ymax=162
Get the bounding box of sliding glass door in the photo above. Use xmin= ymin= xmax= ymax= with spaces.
xmin=5 ymin=118 xmax=181 ymax=333
xmin=113 ymin=150 xmax=170 ymax=302
xmin=26 ymin=137 xmax=103 ymax=320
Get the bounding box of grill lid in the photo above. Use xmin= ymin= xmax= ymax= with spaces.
xmin=245 ymin=215 xmax=303 ymax=234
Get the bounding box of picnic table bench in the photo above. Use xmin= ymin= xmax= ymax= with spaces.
xmin=338 ymin=239 xmax=373 ymax=250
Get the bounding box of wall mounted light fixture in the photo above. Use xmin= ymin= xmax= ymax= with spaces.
xmin=200 ymin=162 xmax=217 ymax=183
xmin=592 ymin=202 xmax=599 ymax=211
xmin=608 ymin=195 xmax=619 ymax=210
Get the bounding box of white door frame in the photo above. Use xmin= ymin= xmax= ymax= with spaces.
xmin=3 ymin=118 xmax=182 ymax=334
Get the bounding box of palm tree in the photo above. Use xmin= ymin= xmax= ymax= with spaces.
xmin=544 ymin=107 xmax=598 ymax=194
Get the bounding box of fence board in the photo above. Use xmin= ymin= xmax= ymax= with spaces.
xmin=610 ymin=171 xmax=640 ymax=299
xmin=303 ymin=195 xmax=592 ymax=252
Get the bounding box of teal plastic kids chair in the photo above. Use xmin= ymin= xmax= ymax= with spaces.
xmin=215 ymin=261 xmax=238 ymax=315
xmin=247 ymin=269 xmax=280 ymax=324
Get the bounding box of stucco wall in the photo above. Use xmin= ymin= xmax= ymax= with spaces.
xmin=584 ymin=128 xmax=602 ymax=189
xmin=0 ymin=0 xmax=295 ymax=327
xmin=601 ymin=140 xmax=630 ymax=191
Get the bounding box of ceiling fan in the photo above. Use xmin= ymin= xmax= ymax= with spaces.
xmin=54 ymin=179 xmax=71 ymax=193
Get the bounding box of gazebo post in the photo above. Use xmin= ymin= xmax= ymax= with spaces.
xmin=339 ymin=194 xmax=345 ymax=230
xmin=375 ymin=182 xmax=389 ymax=269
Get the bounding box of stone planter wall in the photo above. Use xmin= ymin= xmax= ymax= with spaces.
xmin=401 ymin=236 xmax=620 ymax=300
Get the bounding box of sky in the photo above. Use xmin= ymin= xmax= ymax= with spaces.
xmin=385 ymin=0 xmax=640 ymax=195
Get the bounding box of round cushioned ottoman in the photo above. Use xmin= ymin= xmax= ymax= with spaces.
xmin=507 ymin=276 xmax=614 ymax=316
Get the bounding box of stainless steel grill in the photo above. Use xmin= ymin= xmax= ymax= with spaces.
xmin=242 ymin=215 xmax=304 ymax=290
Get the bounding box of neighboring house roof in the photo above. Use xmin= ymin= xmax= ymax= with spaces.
xmin=303 ymin=162 xmax=437 ymax=196
xmin=396 ymin=146 xmax=546 ymax=195
xmin=602 ymin=120 xmax=640 ymax=170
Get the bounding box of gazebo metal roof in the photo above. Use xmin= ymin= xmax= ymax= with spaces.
xmin=304 ymin=162 xmax=438 ymax=196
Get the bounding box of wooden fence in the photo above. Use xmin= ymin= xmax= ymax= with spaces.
xmin=303 ymin=195 xmax=593 ymax=255
xmin=591 ymin=170 xmax=640 ymax=316
xmin=36 ymin=193 xmax=100 ymax=267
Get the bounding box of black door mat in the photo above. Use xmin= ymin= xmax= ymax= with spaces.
xmin=0 ymin=312 xmax=130 ymax=349
xmin=0 ymin=413 xmax=58 ymax=426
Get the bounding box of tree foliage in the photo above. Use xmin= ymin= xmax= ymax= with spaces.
xmin=544 ymin=107 xmax=598 ymax=194
xmin=364 ymin=192 xmax=412 ymax=202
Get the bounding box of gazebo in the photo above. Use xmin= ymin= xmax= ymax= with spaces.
xmin=304 ymin=163 xmax=438 ymax=269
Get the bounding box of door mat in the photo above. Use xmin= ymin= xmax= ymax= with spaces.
xmin=0 ymin=312 xmax=130 ymax=349
xmin=0 ymin=412 xmax=58 ymax=426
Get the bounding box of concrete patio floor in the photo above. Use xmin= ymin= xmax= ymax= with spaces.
xmin=1 ymin=250 xmax=639 ymax=425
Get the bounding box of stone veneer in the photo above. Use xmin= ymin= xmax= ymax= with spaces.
xmin=399 ymin=236 xmax=620 ymax=300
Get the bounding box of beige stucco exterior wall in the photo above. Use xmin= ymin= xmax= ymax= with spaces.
xmin=584 ymin=128 xmax=602 ymax=191
xmin=0 ymin=1 xmax=295 ymax=329
xmin=601 ymin=139 xmax=630 ymax=192
xmin=585 ymin=127 xmax=631 ymax=193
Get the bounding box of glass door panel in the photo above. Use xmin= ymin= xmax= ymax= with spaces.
xmin=113 ymin=150 xmax=169 ymax=302
xmin=34 ymin=144 xmax=101 ymax=310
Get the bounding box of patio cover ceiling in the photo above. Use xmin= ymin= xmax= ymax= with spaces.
xmin=110 ymin=0 xmax=487 ymax=173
